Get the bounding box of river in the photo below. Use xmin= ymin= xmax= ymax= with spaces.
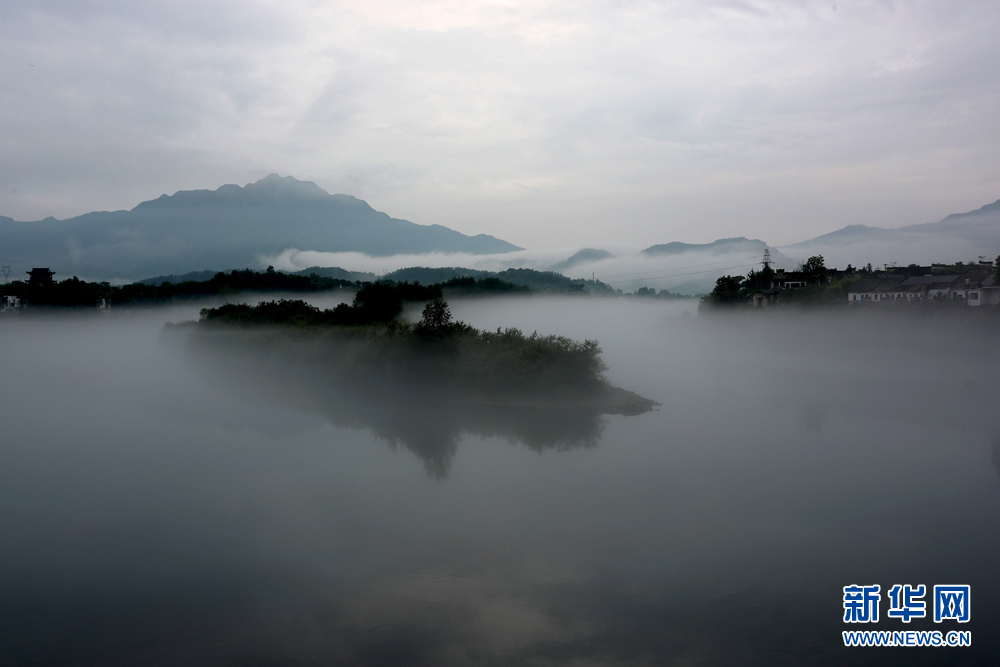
xmin=1 ymin=296 xmax=997 ymax=665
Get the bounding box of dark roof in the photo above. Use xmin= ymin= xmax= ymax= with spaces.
xmin=900 ymin=275 xmax=959 ymax=286
xmin=848 ymin=274 xmax=905 ymax=293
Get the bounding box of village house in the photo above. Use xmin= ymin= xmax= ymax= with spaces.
xmin=967 ymin=275 xmax=1000 ymax=306
xmin=847 ymin=265 xmax=997 ymax=305
xmin=769 ymin=269 xmax=808 ymax=290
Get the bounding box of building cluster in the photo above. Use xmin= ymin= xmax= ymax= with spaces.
xmin=750 ymin=266 xmax=853 ymax=306
xmin=740 ymin=251 xmax=1000 ymax=308
xmin=847 ymin=262 xmax=1000 ymax=306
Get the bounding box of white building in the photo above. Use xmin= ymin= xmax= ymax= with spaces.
xmin=848 ymin=269 xmax=996 ymax=305
xmin=968 ymin=276 xmax=1000 ymax=307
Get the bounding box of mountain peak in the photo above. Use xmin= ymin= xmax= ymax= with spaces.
xmin=242 ymin=174 xmax=332 ymax=199
xmin=2 ymin=175 xmax=521 ymax=279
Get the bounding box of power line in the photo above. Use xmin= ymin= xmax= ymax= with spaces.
xmin=596 ymin=252 xmax=767 ymax=280
xmin=603 ymin=261 xmax=763 ymax=285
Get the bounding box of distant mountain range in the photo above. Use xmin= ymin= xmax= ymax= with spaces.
xmin=633 ymin=201 xmax=1000 ymax=271
xmin=4 ymin=173 xmax=996 ymax=287
xmin=0 ymin=175 xmax=521 ymax=281
xmin=781 ymin=198 xmax=1000 ymax=267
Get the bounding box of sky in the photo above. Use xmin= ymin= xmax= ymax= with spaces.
xmin=2 ymin=0 xmax=999 ymax=249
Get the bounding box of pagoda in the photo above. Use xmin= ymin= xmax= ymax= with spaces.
xmin=27 ymin=268 xmax=55 ymax=287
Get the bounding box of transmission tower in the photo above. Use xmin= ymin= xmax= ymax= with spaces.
xmin=760 ymin=249 xmax=773 ymax=270
xmin=1 ymin=265 xmax=10 ymax=284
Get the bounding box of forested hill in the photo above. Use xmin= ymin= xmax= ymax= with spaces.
xmin=382 ymin=266 xmax=616 ymax=293
xmin=139 ymin=265 xmax=618 ymax=294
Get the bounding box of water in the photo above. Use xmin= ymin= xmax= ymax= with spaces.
xmin=1 ymin=297 xmax=998 ymax=665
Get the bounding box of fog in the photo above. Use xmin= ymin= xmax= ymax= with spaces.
xmin=777 ymin=235 xmax=1000 ymax=272
xmin=266 ymin=245 xmax=801 ymax=294
xmin=1 ymin=298 xmax=998 ymax=665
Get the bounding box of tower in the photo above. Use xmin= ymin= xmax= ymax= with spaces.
xmin=760 ymin=249 xmax=773 ymax=271
xmin=27 ymin=268 xmax=55 ymax=287
xmin=760 ymin=249 xmax=774 ymax=289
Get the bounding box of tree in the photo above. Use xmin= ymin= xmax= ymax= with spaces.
xmin=703 ymin=275 xmax=744 ymax=307
xmin=419 ymin=298 xmax=453 ymax=331
xmin=802 ymin=255 xmax=828 ymax=284
xmin=353 ymin=282 xmax=404 ymax=322
xmin=743 ymin=268 xmax=772 ymax=294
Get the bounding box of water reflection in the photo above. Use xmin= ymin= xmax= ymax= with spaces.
xmin=181 ymin=327 xmax=616 ymax=478
xmin=3 ymin=305 xmax=1000 ymax=665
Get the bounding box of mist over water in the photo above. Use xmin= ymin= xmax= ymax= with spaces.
xmin=1 ymin=297 xmax=998 ymax=665
xmin=265 ymin=246 xmax=796 ymax=295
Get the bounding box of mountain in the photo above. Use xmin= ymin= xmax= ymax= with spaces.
xmin=548 ymin=248 xmax=614 ymax=272
xmin=642 ymin=237 xmax=770 ymax=256
xmin=939 ymin=198 xmax=1000 ymax=222
xmin=0 ymin=175 xmax=521 ymax=281
xmin=783 ymin=198 xmax=1000 ymax=267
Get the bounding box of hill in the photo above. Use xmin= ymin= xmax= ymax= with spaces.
xmin=641 ymin=237 xmax=769 ymax=256
xmin=0 ymin=175 xmax=521 ymax=281
xmin=783 ymin=198 xmax=1000 ymax=267
xmin=548 ymin=248 xmax=614 ymax=272
xmin=383 ymin=266 xmax=615 ymax=293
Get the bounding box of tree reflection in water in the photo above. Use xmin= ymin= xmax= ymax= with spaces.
xmin=180 ymin=326 xmax=656 ymax=478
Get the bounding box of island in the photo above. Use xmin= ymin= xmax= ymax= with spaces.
xmin=174 ymin=283 xmax=659 ymax=476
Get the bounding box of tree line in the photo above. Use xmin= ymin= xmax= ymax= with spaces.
xmin=0 ymin=266 xmax=531 ymax=309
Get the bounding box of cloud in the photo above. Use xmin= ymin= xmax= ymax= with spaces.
xmin=264 ymin=242 xmax=800 ymax=295
xmin=2 ymin=0 xmax=1000 ymax=250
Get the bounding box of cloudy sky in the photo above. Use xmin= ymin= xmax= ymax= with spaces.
xmin=2 ymin=0 xmax=999 ymax=249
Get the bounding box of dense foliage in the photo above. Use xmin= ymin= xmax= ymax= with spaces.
xmin=382 ymin=266 xmax=618 ymax=294
xmin=440 ymin=276 xmax=530 ymax=295
xmin=196 ymin=294 xmax=609 ymax=397
xmin=701 ymin=255 xmax=845 ymax=309
xmin=0 ymin=267 xmax=537 ymax=310
xmin=631 ymin=286 xmax=685 ymax=299
xmin=0 ymin=267 xmax=360 ymax=308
